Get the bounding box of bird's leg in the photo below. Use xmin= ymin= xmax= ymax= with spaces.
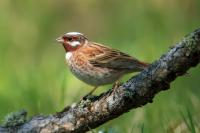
xmin=82 ymin=86 xmax=98 ymax=100
xmin=111 ymin=80 xmax=122 ymax=95
xmin=88 ymin=86 xmax=98 ymax=95
xmin=107 ymin=81 xmax=119 ymax=97
xmin=112 ymin=81 xmax=120 ymax=90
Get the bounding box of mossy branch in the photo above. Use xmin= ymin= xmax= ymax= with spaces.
xmin=1 ymin=28 xmax=200 ymax=133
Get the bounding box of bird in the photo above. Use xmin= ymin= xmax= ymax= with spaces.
xmin=56 ymin=32 xmax=149 ymax=97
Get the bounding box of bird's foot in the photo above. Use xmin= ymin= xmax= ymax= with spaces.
xmin=81 ymin=86 xmax=98 ymax=101
xmin=111 ymin=81 xmax=122 ymax=94
xmin=112 ymin=81 xmax=122 ymax=90
xmin=82 ymin=94 xmax=91 ymax=101
xmin=78 ymin=94 xmax=91 ymax=104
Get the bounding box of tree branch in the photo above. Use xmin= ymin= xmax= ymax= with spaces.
xmin=1 ymin=28 xmax=200 ymax=133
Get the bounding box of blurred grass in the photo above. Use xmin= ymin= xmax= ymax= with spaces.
xmin=0 ymin=0 xmax=200 ymax=132
xmin=181 ymin=109 xmax=196 ymax=133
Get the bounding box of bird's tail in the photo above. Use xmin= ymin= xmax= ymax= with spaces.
xmin=133 ymin=60 xmax=150 ymax=71
xmin=125 ymin=60 xmax=150 ymax=73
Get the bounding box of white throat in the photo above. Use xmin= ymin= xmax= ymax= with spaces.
xmin=65 ymin=52 xmax=72 ymax=60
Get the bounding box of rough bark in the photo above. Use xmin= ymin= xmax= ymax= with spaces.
xmin=1 ymin=28 xmax=200 ymax=133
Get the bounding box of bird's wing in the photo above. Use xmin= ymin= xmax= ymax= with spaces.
xmin=88 ymin=43 xmax=149 ymax=71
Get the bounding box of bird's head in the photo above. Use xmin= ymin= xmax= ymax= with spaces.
xmin=56 ymin=32 xmax=88 ymax=52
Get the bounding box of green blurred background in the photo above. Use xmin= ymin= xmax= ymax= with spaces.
xmin=0 ymin=0 xmax=200 ymax=132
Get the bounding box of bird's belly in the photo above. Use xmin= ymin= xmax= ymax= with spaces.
xmin=69 ymin=64 xmax=122 ymax=86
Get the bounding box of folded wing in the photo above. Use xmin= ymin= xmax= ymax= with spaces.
xmin=88 ymin=43 xmax=149 ymax=72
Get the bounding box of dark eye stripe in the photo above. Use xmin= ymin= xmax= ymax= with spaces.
xmin=67 ymin=37 xmax=73 ymax=41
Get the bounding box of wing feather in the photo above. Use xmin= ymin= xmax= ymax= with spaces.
xmin=88 ymin=43 xmax=149 ymax=71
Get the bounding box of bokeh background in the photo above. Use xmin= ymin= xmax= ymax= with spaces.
xmin=0 ymin=0 xmax=200 ymax=132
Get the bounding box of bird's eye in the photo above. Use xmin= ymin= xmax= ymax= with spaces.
xmin=68 ymin=37 xmax=73 ymax=41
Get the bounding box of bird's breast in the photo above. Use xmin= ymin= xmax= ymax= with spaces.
xmin=65 ymin=53 xmax=123 ymax=86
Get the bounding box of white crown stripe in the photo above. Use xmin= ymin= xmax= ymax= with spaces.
xmin=65 ymin=32 xmax=83 ymax=36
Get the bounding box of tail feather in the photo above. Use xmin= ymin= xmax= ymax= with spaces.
xmin=138 ymin=61 xmax=150 ymax=69
xmin=129 ymin=60 xmax=150 ymax=72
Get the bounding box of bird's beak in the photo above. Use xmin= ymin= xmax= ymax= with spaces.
xmin=56 ymin=37 xmax=64 ymax=43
